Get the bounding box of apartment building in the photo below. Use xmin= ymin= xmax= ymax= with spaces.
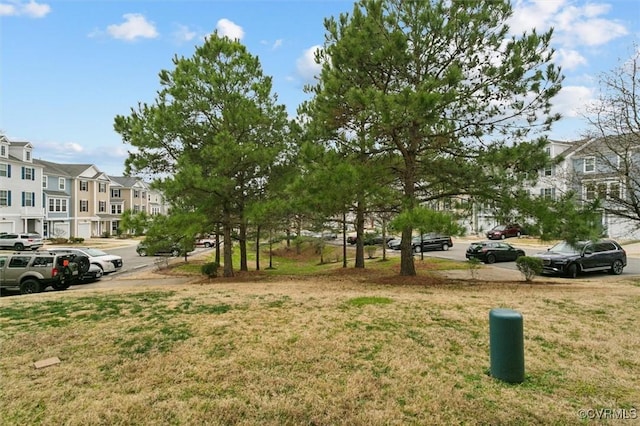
xmin=0 ymin=136 xmax=46 ymax=234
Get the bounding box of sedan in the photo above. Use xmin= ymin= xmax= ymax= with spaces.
xmin=486 ymin=224 xmax=522 ymax=240
xmin=136 ymin=241 xmax=183 ymax=257
xmin=48 ymin=247 xmax=123 ymax=274
xmin=466 ymin=241 xmax=525 ymax=264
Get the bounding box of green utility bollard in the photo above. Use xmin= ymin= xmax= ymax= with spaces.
xmin=489 ymin=308 xmax=524 ymax=383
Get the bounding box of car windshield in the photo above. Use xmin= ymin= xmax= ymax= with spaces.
xmin=548 ymin=241 xmax=585 ymax=254
xmin=82 ymin=248 xmax=109 ymax=257
xmin=492 ymin=225 xmax=506 ymax=231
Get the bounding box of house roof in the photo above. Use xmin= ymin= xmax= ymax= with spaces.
xmin=109 ymin=175 xmax=147 ymax=189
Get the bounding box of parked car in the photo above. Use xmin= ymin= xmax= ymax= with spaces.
xmin=0 ymin=233 xmax=44 ymax=251
xmin=79 ymin=264 xmax=104 ymax=283
xmin=47 ymin=247 xmax=123 ymax=274
xmin=466 ymin=241 xmax=525 ymax=264
xmin=195 ymin=236 xmax=217 ymax=248
xmin=532 ymin=239 xmax=626 ymax=278
xmin=387 ymin=237 xmax=402 ymax=250
xmin=412 ymin=234 xmax=453 ymax=253
xmin=0 ymin=250 xmax=90 ymax=294
xmin=486 ymin=224 xmax=523 ymax=240
xmin=136 ymin=241 xmax=183 ymax=257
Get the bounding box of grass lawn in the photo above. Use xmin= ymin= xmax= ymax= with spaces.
xmin=0 ymin=242 xmax=638 ymax=425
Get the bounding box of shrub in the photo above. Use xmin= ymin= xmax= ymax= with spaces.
xmin=467 ymin=257 xmax=482 ymax=280
xmin=201 ymin=262 xmax=219 ymax=278
xmin=70 ymin=237 xmax=85 ymax=244
xmin=366 ymin=245 xmax=377 ymax=259
xmin=516 ymin=256 xmax=543 ymax=282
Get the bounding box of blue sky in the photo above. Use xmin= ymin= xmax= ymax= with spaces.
xmin=1 ymin=0 xmax=638 ymax=176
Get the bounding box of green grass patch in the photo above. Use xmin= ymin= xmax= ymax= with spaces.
xmin=346 ymin=296 xmax=393 ymax=307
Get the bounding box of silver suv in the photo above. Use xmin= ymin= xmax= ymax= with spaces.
xmin=0 ymin=251 xmax=90 ymax=294
xmin=0 ymin=233 xmax=44 ymax=251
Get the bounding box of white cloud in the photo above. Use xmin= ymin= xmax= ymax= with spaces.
xmin=296 ymin=45 xmax=322 ymax=83
xmin=552 ymin=85 xmax=595 ymax=118
xmin=172 ymin=24 xmax=197 ymax=43
xmin=107 ymin=13 xmax=159 ymax=41
xmin=272 ymin=39 xmax=283 ymax=50
xmin=0 ymin=0 xmax=50 ymax=17
xmin=216 ymin=18 xmax=244 ymax=40
xmin=510 ymin=0 xmax=628 ymax=48
xmin=554 ymin=48 xmax=587 ymax=70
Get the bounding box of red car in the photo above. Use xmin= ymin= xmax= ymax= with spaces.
xmin=486 ymin=224 xmax=522 ymax=240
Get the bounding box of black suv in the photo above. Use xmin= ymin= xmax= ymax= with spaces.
xmin=533 ymin=239 xmax=627 ymax=278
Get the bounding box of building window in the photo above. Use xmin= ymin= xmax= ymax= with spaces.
xmin=597 ymin=183 xmax=607 ymax=199
xmin=25 ymin=150 xmax=31 ymax=161
xmin=0 ymin=190 xmax=10 ymax=206
xmin=99 ymin=201 xmax=106 ymax=212
xmin=80 ymin=180 xmax=88 ymax=191
xmin=609 ymin=183 xmax=621 ymax=200
xmin=42 ymin=175 xmax=48 ymax=188
xmin=99 ymin=182 xmax=107 ymax=193
xmin=584 ymin=157 xmax=595 ymax=173
xmin=134 ymin=190 xmax=140 ymax=198
xmin=111 ymin=204 xmax=122 ymax=214
xmin=543 ymin=165 xmax=552 ymax=177
xmin=22 ymin=167 xmax=35 ymax=180
xmin=0 ymin=145 xmax=6 ymax=157
xmin=133 ymin=205 xmax=140 ymax=213
xmin=585 ymin=183 xmax=596 ymax=200
xmin=111 ymin=189 xmax=121 ymax=198
xmin=542 ymin=188 xmax=555 ymax=199
xmin=0 ymin=163 xmax=9 ymax=177
xmin=80 ymin=200 xmax=89 ymax=212
xmin=49 ymin=199 xmax=69 ymax=212
xmin=23 ymin=192 xmax=35 ymax=207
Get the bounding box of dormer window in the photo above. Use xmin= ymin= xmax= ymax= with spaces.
xmin=0 ymin=144 xmax=6 ymax=158
xmin=584 ymin=157 xmax=595 ymax=173
xmin=25 ymin=149 xmax=32 ymax=162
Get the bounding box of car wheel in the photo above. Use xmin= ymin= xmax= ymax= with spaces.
xmin=610 ymin=259 xmax=624 ymax=275
xmin=138 ymin=250 xmax=147 ymax=257
xmin=93 ymin=264 xmax=105 ymax=274
xmin=441 ymin=243 xmax=450 ymax=251
xmin=516 ymin=231 xmax=521 ymax=237
xmin=566 ymin=263 xmax=578 ymax=278
xmin=204 ymin=242 xmax=212 ymax=248
xmin=20 ymin=279 xmax=42 ymax=294
xmin=413 ymin=245 xmax=422 ymax=254
xmin=14 ymin=243 xmax=24 ymax=251
xmin=485 ymin=253 xmax=496 ymax=264
xmin=500 ymin=234 xmax=506 ymax=240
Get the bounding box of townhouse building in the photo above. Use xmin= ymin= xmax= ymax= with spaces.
xmin=0 ymin=136 xmax=167 ymax=239
xmin=0 ymin=136 xmax=45 ymax=234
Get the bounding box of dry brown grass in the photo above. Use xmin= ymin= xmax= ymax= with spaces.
xmin=1 ymin=265 xmax=639 ymax=425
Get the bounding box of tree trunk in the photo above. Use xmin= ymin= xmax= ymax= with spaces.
xmin=342 ymin=212 xmax=348 ymax=268
xmin=222 ymin=212 xmax=234 ymax=277
xmin=255 ymin=225 xmax=260 ymax=271
xmin=354 ymin=201 xmax=365 ymax=268
xmin=239 ymin=221 xmax=248 ymax=272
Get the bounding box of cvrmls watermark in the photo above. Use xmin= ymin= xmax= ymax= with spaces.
xmin=578 ymin=408 xmax=637 ymax=420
